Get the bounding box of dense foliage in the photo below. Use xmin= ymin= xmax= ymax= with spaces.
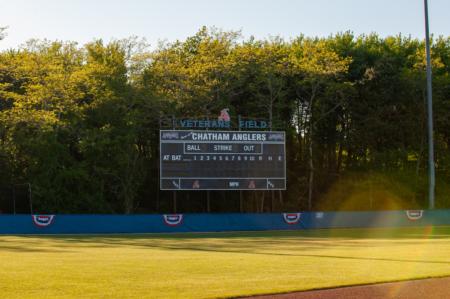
xmin=1 ymin=28 xmax=449 ymax=213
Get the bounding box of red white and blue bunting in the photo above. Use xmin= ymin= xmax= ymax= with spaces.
xmin=32 ymin=215 xmax=55 ymax=227
xmin=163 ymin=214 xmax=183 ymax=226
xmin=406 ymin=210 xmax=423 ymax=221
xmin=283 ymin=213 xmax=301 ymax=225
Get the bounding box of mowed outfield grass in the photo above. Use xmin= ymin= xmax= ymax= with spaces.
xmin=1 ymin=227 xmax=450 ymax=299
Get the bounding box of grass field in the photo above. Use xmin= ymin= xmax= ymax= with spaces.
xmin=1 ymin=227 xmax=450 ymax=298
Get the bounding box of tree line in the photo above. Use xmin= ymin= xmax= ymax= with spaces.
xmin=1 ymin=27 xmax=449 ymax=213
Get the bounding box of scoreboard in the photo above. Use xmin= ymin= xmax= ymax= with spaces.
xmin=160 ymin=130 xmax=286 ymax=190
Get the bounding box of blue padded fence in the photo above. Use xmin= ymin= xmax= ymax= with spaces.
xmin=0 ymin=210 xmax=449 ymax=234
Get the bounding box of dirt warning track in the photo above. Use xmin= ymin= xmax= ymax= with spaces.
xmin=242 ymin=276 xmax=450 ymax=299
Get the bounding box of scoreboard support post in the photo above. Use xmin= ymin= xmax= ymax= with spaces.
xmin=239 ymin=190 xmax=243 ymax=212
xmin=173 ymin=191 xmax=177 ymax=213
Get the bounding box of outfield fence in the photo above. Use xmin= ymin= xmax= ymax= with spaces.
xmin=0 ymin=210 xmax=449 ymax=234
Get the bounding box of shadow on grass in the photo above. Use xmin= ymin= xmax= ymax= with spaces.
xmin=2 ymin=227 xmax=450 ymax=263
xmin=0 ymin=244 xmax=71 ymax=253
xmin=23 ymin=225 xmax=450 ymax=240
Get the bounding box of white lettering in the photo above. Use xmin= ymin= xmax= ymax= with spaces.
xmin=214 ymin=145 xmax=232 ymax=151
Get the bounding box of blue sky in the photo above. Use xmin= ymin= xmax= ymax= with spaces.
xmin=1 ymin=0 xmax=449 ymax=49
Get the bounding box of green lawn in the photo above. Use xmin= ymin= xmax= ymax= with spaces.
xmin=1 ymin=227 xmax=450 ymax=298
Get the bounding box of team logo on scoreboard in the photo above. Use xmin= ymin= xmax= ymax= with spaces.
xmin=406 ymin=210 xmax=423 ymax=221
xmin=248 ymin=180 xmax=256 ymax=189
xmin=32 ymin=215 xmax=55 ymax=227
xmin=283 ymin=213 xmax=301 ymax=225
xmin=161 ymin=132 xmax=179 ymax=140
xmin=192 ymin=180 xmax=200 ymax=189
xmin=163 ymin=214 xmax=184 ymax=226
xmin=268 ymin=133 xmax=284 ymax=141
xmin=218 ymin=108 xmax=231 ymax=122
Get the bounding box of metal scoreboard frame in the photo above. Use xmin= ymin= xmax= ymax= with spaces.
xmin=159 ymin=130 xmax=286 ymax=190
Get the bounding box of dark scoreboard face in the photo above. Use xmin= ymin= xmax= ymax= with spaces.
xmin=160 ymin=130 xmax=286 ymax=190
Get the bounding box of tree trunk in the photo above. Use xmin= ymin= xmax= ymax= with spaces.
xmin=336 ymin=141 xmax=343 ymax=173
xmin=308 ymin=134 xmax=314 ymax=211
xmin=296 ymin=99 xmax=304 ymax=162
xmin=308 ymin=90 xmax=315 ymax=211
